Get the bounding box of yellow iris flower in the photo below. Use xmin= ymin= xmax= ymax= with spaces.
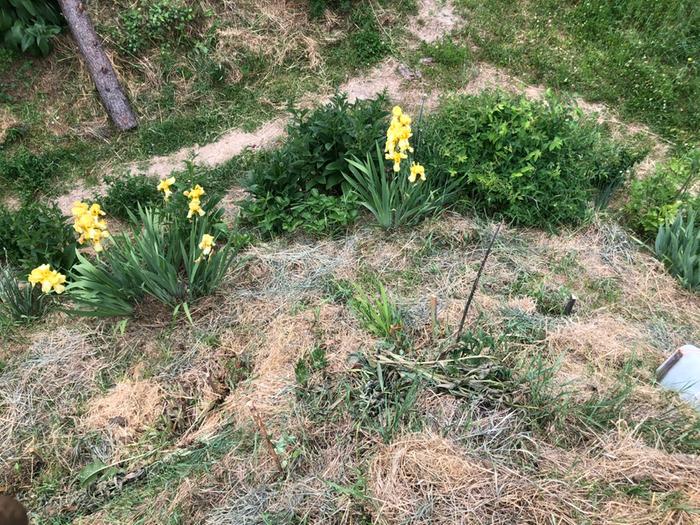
xmin=198 ymin=233 xmax=215 ymax=258
xmin=409 ymin=162 xmax=426 ymax=183
xmin=184 ymin=184 xmax=205 ymax=200
xmin=385 ymin=107 xmax=413 ymax=172
xmin=72 ymin=201 xmax=109 ymax=251
xmin=28 ymin=264 xmax=66 ymax=294
xmin=157 ymin=176 xmax=176 ymax=200
xmin=187 ymin=198 xmax=205 ymax=219
xmin=389 ymin=150 xmax=407 ymax=172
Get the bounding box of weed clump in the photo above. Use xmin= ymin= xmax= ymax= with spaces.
xmin=113 ymin=0 xmax=199 ymax=55
xmin=0 ymin=145 xmax=80 ymax=200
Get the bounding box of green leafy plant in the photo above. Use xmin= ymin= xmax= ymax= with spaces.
xmin=100 ymin=173 xmax=163 ymax=221
xmin=0 ymin=202 xmax=76 ymax=271
xmin=344 ymin=143 xmax=459 ymax=229
xmin=240 ymin=189 xmax=358 ymax=237
xmin=243 ymin=94 xmax=386 ymax=235
xmin=422 ymin=90 xmax=639 ymax=228
xmin=655 ymin=208 xmax=700 ymax=291
xmin=116 ymin=0 xmax=197 ymax=55
xmin=0 ymin=0 xmax=62 ymax=56
xmin=624 ymin=150 xmax=700 ymax=241
xmin=248 ymin=94 xmax=387 ymax=199
xmin=0 ymin=265 xmax=51 ymax=324
xmin=349 ymin=280 xmax=403 ymax=339
xmin=68 ymin=199 xmax=239 ymax=317
xmin=0 ymin=145 xmax=79 ymax=199
xmin=510 ymin=272 xmax=572 ymax=316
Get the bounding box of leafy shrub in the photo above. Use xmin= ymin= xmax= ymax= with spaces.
xmin=0 ymin=0 xmax=62 ymax=56
xmin=243 ymin=94 xmax=386 ymax=235
xmin=248 ymin=94 xmax=387 ymax=199
xmin=655 ymin=209 xmax=700 ymax=291
xmin=422 ymin=91 xmax=639 ymax=228
xmin=100 ymin=173 xmax=163 ymax=221
xmin=116 ymin=0 xmax=197 ymax=55
xmin=240 ymin=189 xmax=358 ymax=237
xmin=0 ymin=202 xmax=75 ymax=271
xmin=624 ymin=150 xmax=700 ymax=241
xmin=0 ymin=265 xmax=50 ymax=324
xmin=69 ymin=198 xmax=238 ymax=317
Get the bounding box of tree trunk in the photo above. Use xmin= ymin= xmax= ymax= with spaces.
xmin=57 ymin=0 xmax=138 ymax=131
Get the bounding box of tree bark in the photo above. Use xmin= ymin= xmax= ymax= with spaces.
xmin=57 ymin=0 xmax=138 ymax=131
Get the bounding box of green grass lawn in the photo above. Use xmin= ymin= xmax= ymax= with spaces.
xmin=457 ymin=0 xmax=699 ymax=145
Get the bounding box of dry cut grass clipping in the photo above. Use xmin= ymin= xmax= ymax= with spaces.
xmin=83 ymin=379 xmax=164 ymax=445
xmin=369 ymin=431 xmax=700 ymax=525
xmin=223 ymin=302 xmax=371 ymax=429
xmin=0 ymin=329 xmax=107 ymax=486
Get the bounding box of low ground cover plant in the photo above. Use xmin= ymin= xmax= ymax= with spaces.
xmin=241 ymin=190 xmax=359 ymax=237
xmin=0 ymin=145 xmax=81 ymax=200
xmin=421 ymin=90 xmax=639 ymax=228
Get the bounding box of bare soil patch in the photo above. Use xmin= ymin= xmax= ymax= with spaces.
xmin=408 ymin=0 xmax=461 ymax=43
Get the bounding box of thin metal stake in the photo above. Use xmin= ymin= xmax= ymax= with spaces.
xmin=455 ymin=223 xmax=502 ymax=342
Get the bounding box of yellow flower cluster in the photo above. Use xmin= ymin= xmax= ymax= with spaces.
xmin=28 ymin=264 xmax=66 ymax=294
xmin=385 ymin=106 xmax=413 ymax=172
xmin=157 ymin=176 xmax=176 ymax=201
xmin=72 ymin=201 xmax=109 ymax=252
xmin=184 ymin=184 xmax=205 ymax=219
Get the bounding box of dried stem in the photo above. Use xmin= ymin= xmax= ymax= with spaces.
xmin=248 ymin=402 xmax=283 ymax=475
xmin=455 ymin=223 xmax=502 ymax=342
